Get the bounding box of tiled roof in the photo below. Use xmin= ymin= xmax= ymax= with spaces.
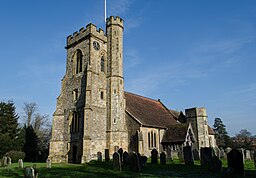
xmin=125 ymin=92 xmax=177 ymax=128
xmin=161 ymin=123 xmax=189 ymax=143
xmin=208 ymin=126 xmax=215 ymax=135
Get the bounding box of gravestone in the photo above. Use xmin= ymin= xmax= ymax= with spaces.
xmin=160 ymin=152 xmax=166 ymax=165
xmin=245 ymin=150 xmax=251 ymax=160
xmin=2 ymin=156 xmax=7 ymax=167
xmin=151 ymin=149 xmax=158 ymax=164
xmin=209 ymin=156 xmax=222 ymax=175
xmin=7 ymin=156 xmax=11 ymax=165
xmin=105 ymin=149 xmax=110 ymax=162
xmin=214 ymin=147 xmax=220 ymax=158
xmin=239 ymin=148 xmax=245 ymax=163
xmin=178 ymin=149 xmax=184 ymax=162
xmin=18 ymin=159 xmax=24 ymax=169
xmin=183 ymin=146 xmax=194 ymax=165
xmin=129 ymin=152 xmax=140 ymax=173
xmin=117 ymin=148 xmax=123 ymax=163
xmin=225 ymin=147 xmax=232 ymax=154
xmin=97 ymin=152 xmax=102 ymax=162
xmin=166 ymin=146 xmax=172 ymax=162
xmin=193 ymin=149 xmax=200 ymax=160
xmin=220 ymin=148 xmax=225 ymax=159
xmin=24 ymin=166 xmax=35 ymax=178
xmin=113 ymin=152 xmax=121 ymax=171
xmin=123 ymin=151 xmax=129 ymax=165
xmin=140 ymin=156 xmax=147 ymax=167
xmin=227 ymin=149 xmax=244 ymax=176
xmin=253 ymin=151 xmax=256 ymax=169
xmin=200 ymin=147 xmax=214 ymax=167
xmin=46 ymin=158 xmax=51 ymax=168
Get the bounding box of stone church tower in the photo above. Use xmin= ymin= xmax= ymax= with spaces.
xmin=49 ymin=16 xmax=128 ymax=163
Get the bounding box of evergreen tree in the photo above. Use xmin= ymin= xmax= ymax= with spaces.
xmin=23 ymin=126 xmax=39 ymax=162
xmin=213 ymin=118 xmax=231 ymax=147
xmin=0 ymin=101 xmax=24 ymax=156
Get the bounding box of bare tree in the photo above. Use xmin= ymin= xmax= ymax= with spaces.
xmin=23 ymin=102 xmax=37 ymax=127
xmin=32 ymin=113 xmax=49 ymax=133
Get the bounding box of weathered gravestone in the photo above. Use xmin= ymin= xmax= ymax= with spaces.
xmin=129 ymin=152 xmax=140 ymax=173
xmin=160 ymin=152 xmax=166 ymax=165
xmin=97 ymin=152 xmax=102 ymax=162
xmin=166 ymin=146 xmax=172 ymax=162
xmin=24 ymin=166 xmax=35 ymax=178
xmin=193 ymin=149 xmax=200 ymax=160
xmin=46 ymin=158 xmax=51 ymax=168
xmin=239 ymin=148 xmax=245 ymax=163
xmin=245 ymin=150 xmax=251 ymax=160
xmin=151 ymin=149 xmax=158 ymax=164
xmin=105 ymin=149 xmax=110 ymax=162
xmin=178 ymin=149 xmax=184 ymax=162
xmin=214 ymin=147 xmax=220 ymax=158
xmin=113 ymin=152 xmax=121 ymax=171
xmin=7 ymin=156 xmax=11 ymax=165
xmin=117 ymin=148 xmax=123 ymax=163
xmin=227 ymin=149 xmax=244 ymax=177
xmin=200 ymin=147 xmax=215 ymax=171
xmin=123 ymin=151 xmax=129 ymax=165
xmin=2 ymin=156 xmax=7 ymax=167
xmin=209 ymin=156 xmax=222 ymax=175
xmin=220 ymin=148 xmax=226 ymax=159
xmin=183 ymin=146 xmax=194 ymax=165
xmin=18 ymin=159 xmax=24 ymax=169
xmin=225 ymin=147 xmax=232 ymax=154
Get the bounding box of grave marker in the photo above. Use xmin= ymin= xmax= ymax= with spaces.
xmin=227 ymin=149 xmax=244 ymax=176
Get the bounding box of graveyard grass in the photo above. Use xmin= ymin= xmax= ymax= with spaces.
xmin=0 ymin=159 xmax=255 ymax=178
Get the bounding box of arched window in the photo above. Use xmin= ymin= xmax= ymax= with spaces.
xmin=71 ymin=112 xmax=79 ymax=133
xmin=151 ymin=131 xmax=153 ymax=148
xmin=148 ymin=132 xmax=150 ymax=149
xmin=153 ymin=132 xmax=157 ymax=148
xmin=76 ymin=50 xmax=82 ymax=74
xmin=100 ymin=57 xmax=104 ymax=72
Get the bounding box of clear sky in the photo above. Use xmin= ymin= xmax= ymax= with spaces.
xmin=0 ymin=0 xmax=255 ymax=136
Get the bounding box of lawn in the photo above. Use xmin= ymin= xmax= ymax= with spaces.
xmin=0 ymin=159 xmax=255 ymax=178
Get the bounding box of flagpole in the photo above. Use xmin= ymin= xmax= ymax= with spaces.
xmin=104 ymin=0 xmax=107 ymax=23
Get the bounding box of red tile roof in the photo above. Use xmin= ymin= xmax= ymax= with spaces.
xmin=208 ymin=126 xmax=215 ymax=135
xmin=125 ymin=92 xmax=177 ymax=128
xmin=161 ymin=123 xmax=189 ymax=143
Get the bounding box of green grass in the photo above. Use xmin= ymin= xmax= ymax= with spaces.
xmin=0 ymin=159 xmax=255 ymax=178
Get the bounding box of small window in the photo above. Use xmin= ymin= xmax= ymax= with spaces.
xmin=100 ymin=91 xmax=104 ymax=100
xmin=73 ymin=89 xmax=78 ymax=101
xmin=76 ymin=50 xmax=82 ymax=74
xmin=100 ymin=57 xmax=104 ymax=72
xmin=153 ymin=132 xmax=157 ymax=148
xmin=148 ymin=132 xmax=150 ymax=149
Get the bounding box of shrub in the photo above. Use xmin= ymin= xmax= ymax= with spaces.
xmin=5 ymin=150 xmax=25 ymax=163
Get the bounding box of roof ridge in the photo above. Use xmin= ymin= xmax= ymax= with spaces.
xmin=124 ymin=91 xmax=158 ymax=102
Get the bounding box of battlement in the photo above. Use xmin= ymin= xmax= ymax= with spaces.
xmin=66 ymin=23 xmax=107 ymax=49
xmin=106 ymin=16 xmax=124 ymax=28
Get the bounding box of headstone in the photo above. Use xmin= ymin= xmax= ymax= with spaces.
xmin=117 ymin=148 xmax=123 ymax=163
xmin=200 ymin=147 xmax=214 ymax=167
xmin=239 ymin=148 xmax=245 ymax=163
xmin=183 ymin=146 xmax=194 ymax=165
xmin=97 ymin=152 xmax=102 ymax=162
xmin=160 ymin=152 xmax=166 ymax=165
xmin=7 ymin=156 xmax=11 ymax=165
xmin=129 ymin=152 xmax=140 ymax=173
xmin=166 ymin=146 xmax=172 ymax=162
xmin=245 ymin=150 xmax=251 ymax=160
xmin=253 ymin=151 xmax=256 ymax=169
xmin=220 ymin=148 xmax=225 ymax=159
xmin=227 ymin=149 xmax=244 ymax=176
xmin=18 ymin=159 xmax=24 ymax=169
xmin=140 ymin=156 xmax=147 ymax=167
xmin=24 ymin=166 xmax=35 ymax=178
xmin=2 ymin=156 xmax=7 ymax=167
xmin=225 ymin=147 xmax=232 ymax=154
xmin=113 ymin=152 xmax=121 ymax=171
xmin=178 ymin=149 xmax=184 ymax=162
xmin=214 ymin=147 xmax=220 ymax=158
xmin=46 ymin=158 xmax=51 ymax=168
xmin=123 ymin=151 xmax=129 ymax=165
xmin=105 ymin=149 xmax=110 ymax=162
xmin=222 ymin=167 xmax=239 ymax=178
xmin=193 ymin=149 xmax=200 ymax=160
xmin=151 ymin=148 xmax=158 ymax=164
xmin=209 ymin=156 xmax=222 ymax=175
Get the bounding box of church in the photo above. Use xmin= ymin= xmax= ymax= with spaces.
xmin=49 ymin=16 xmax=217 ymax=163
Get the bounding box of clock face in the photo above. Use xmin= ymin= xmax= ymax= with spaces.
xmin=93 ymin=41 xmax=100 ymax=51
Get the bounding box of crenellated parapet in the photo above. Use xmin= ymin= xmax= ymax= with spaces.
xmin=66 ymin=23 xmax=107 ymax=49
xmin=106 ymin=16 xmax=124 ymax=28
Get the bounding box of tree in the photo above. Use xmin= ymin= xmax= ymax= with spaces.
xmin=213 ymin=118 xmax=231 ymax=147
xmin=233 ymin=129 xmax=252 ymax=149
xmin=0 ymin=101 xmax=24 ymax=157
xmin=23 ymin=126 xmax=38 ymax=162
xmin=23 ymin=102 xmax=37 ymax=127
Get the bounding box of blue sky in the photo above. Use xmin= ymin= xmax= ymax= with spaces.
xmin=0 ymin=0 xmax=255 ymax=136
